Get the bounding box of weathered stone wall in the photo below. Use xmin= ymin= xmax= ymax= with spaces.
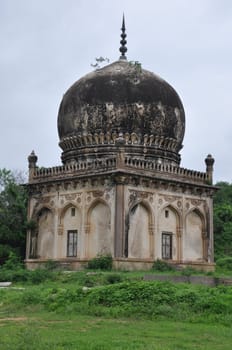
xmin=25 ymin=175 xmax=214 ymax=272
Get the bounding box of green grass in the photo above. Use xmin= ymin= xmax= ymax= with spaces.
xmin=0 ymin=313 xmax=232 ymax=350
xmin=1 ymin=268 xmax=232 ymax=349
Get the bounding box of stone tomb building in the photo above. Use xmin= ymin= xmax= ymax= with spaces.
xmin=25 ymin=20 xmax=216 ymax=271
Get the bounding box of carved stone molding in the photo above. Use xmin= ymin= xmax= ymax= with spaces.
xmin=128 ymin=189 xmax=154 ymax=206
xmin=162 ymin=194 xmax=180 ymax=203
xmin=64 ymin=193 xmax=77 ymax=201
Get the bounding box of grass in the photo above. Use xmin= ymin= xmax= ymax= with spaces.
xmin=1 ymin=268 xmax=232 ymax=349
xmin=0 ymin=312 xmax=232 ymax=350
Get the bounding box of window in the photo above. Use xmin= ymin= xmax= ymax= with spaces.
xmin=165 ymin=210 xmax=169 ymax=218
xmin=71 ymin=207 xmax=76 ymax=217
xmin=67 ymin=230 xmax=77 ymax=257
xmin=162 ymin=232 xmax=172 ymax=259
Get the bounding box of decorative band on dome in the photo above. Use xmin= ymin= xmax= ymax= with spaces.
xmin=59 ymin=132 xmax=182 ymax=153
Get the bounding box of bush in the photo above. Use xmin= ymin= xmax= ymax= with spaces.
xmin=0 ymin=244 xmax=12 ymax=262
xmin=28 ymin=269 xmax=55 ymax=284
xmin=217 ymin=257 xmax=232 ymax=270
xmin=152 ymin=259 xmax=174 ymax=272
xmin=87 ymin=254 xmax=113 ymax=270
xmin=44 ymin=260 xmax=59 ymax=271
xmin=0 ymin=268 xmax=30 ymax=282
xmin=105 ymin=273 xmax=122 ymax=284
xmin=2 ymin=251 xmax=23 ymax=270
xmin=181 ymin=267 xmax=196 ymax=277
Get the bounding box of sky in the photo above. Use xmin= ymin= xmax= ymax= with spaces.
xmin=0 ymin=0 xmax=232 ymax=183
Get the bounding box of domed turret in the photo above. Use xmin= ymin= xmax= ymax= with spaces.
xmin=57 ymin=20 xmax=185 ymax=166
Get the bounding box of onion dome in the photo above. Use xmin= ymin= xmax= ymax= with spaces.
xmin=57 ymin=17 xmax=185 ymax=165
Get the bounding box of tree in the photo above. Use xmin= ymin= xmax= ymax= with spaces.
xmin=214 ymin=182 xmax=232 ymax=259
xmin=0 ymin=169 xmax=28 ymax=262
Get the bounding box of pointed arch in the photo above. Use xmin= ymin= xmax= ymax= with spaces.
xmin=59 ymin=202 xmax=81 ymax=225
xmin=34 ymin=206 xmax=54 ymax=259
xmin=126 ymin=200 xmax=154 ymax=259
xmin=158 ymin=204 xmax=181 ymax=261
xmin=31 ymin=203 xmax=54 ymax=221
xmin=86 ymin=199 xmax=112 ymax=258
xmin=183 ymin=207 xmax=206 ymax=261
xmin=59 ymin=202 xmax=81 ymax=258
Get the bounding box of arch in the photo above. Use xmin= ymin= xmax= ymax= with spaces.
xmin=183 ymin=208 xmax=206 ymax=261
xmin=31 ymin=203 xmax=54 ymax=222
xmin=86 ymin=199 xmax=112 ymax=258
xmin=34 ymin=206 xmax=54 ymax=259
xmin=158 ymin=204 xmax=181 ymax=261
xmin=60 ymin=202 xmax=82 ymax=258
xmin=59 ymin=202 xmax=81 ymax=225
xmin=126 ymin=200 xmax=154 ymax=259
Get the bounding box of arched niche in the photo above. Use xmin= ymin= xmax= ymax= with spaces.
xmin=158 ymin=205 xmax=180 ymax=261
xmin=183 ymin=208 xmax=205 ymax=261
xmin=36 ymin=207 xmax=54 ymax=259
xmin=60 ymin=203 xmax=81 ymax=258
xmin=87 ymin=200 xmax=112 ymax=258
xmin=126 ymin=201 xmax=153 ymax=259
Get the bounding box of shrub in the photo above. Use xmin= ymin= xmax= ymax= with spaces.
xmin=181 ymin=267 xmax=195 ymax=277
xmin=105 ymin=273 xmax=122 ymax=284
xmin=87 ymin=254 xmax=113 ymax=270
xmin=2 ymin=251 xmax=23 ymax=270
xmin=152 ymin=259 xmax=174 ymax=272
xmin=28 ymin=269 xmax=55 ymax=284
xmin=44 ymin=259 xmax=59 ymax=271
xmin=0 ymin=268 xmax=30 ymax=282
xmin=217 ymin=257 xmax=232 ymax=271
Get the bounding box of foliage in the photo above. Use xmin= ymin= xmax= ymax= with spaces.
xmin=216 ymin=257 xmax=232 ymax=271
xmin=105 ymin=273 xmax=122 ymax=284
xmin=87 ymin=254 xmax=113 ymax=270
xmin=214 ymin=181 xmax=232 ymax=205
xmin=152 ymin=259 xmax=174 ymax=272
xmin=2 ymin=274 xmax=232 ymax=323
xmin=44 ymin=260 xmax=60 ymax=271
xmin=0 ymin=168 xmax=28 ymax=262
xmin=181 ymin=267 xmax=196 ymax=277
xmin=2 ymin=251 xmax=23 ymax=270
xmin=214 ymin=182 xmax=232 ymax=259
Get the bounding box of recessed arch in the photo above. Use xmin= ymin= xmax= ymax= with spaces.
xmin=59 ymin=202 xmax=81 ymax=225
xmin=158 ymin=204 xmax=181 ymax=261
xmin=60 ymin=202 xmax=81 ymax=258
xmin=35 ymin=206 xmax=54 ymax=259
xmin=86 ymin=199 xmax=112 ymax=258
xmin=31 ymin=203 xmax=54 ymax=221
xmin=183 ymin=208 xmax=206 ymax=261
xmin=125 ymin=200 xmax=154 ymax=259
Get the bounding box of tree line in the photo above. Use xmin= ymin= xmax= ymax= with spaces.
xmin=0 ymin=168 xmax=232 ymax=263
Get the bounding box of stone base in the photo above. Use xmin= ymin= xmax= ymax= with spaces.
xmin=25 ymin=258 xmax=215 ymax=272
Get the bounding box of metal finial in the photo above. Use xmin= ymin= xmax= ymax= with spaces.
xmin=119 ymin=14 xmax=127 ymax=60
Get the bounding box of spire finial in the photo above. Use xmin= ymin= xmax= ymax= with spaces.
xmin=119 ymin=14 xmax=127 ymax=60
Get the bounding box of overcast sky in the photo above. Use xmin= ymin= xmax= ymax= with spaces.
xmin=0 ymin=0 xmax=231 ymax=183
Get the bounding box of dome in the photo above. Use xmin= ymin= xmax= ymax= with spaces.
xmin=58 ymin=60 xmax=185 ymax=165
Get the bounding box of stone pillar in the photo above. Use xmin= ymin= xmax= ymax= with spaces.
xmin=114 ymin=176 xmax=126 ymax=258
xmin=205 ymin=154 xmax=215 ymax=185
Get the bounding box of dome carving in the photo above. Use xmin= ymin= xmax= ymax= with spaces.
xmin=57 ymin=60 xmax=185 ymax=165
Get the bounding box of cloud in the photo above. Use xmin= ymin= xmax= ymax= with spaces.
xmin=0 ymin=0 xmax=231 ymax=183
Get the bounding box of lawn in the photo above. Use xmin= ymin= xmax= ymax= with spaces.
xmin=0 ymin=267 xmax=232 ymax=349
xmin=0 ymin=312 xmax=232 ymax=350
